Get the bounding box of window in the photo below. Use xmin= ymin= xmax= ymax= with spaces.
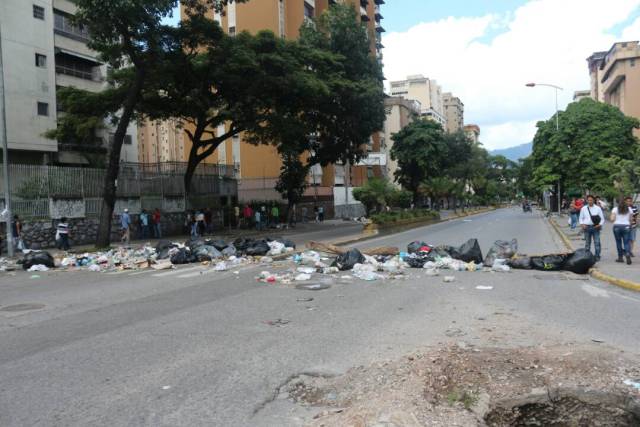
xmin=367 ymin=166 xmax=374 ymax=179
xmin=304 ymin=3 xmax=315 ymax=19
xmin=37 ymin=102 xmax=49 ymax=116
xmin=631 ymin=59 xmax=636 ymax=67
xmin=54 ymin=9 xmax=90 ymax=41
xmin=228 ymin=26 xmax=236 ymax=36
xmin=35 ymin=53 xmax=47 ymax=68
xmin=33 ymin=5 xmax=45 ymax=20
xmin=123 ymin=135 xmax=132 ymax=145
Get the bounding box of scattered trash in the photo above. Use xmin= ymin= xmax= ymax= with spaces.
xmin=508 ymin=256 xmax=532 ymax=270
xmin=457 ymin=238 xmax=483 ymax=264
xmin=443 ymin=276 xmax=456 ymax=283
xmin=591 ymin=339 xmax=605 ymax=343
xmin=259 ymin=256 xmax=274 ymax=264
xmin=295 ymin=273 xmax=312 ymax=281
xmin=213 ymin=262 xmax=228 ymax=271
xmin=407 ymin=241 xmax=433 ymax=254
xmin=425 ymin=269 xmax=439 ymax=276
xmin=88 ymin=264 xmax=101 ymax=272
xmin=27 ymin=264 xmax=49 ymax=272
xmin=299 ymin=251 xmax=321 ymax=265
xmin=297 ymin=297 xmax=314 ymax=302
xmin=263 ymin=318 xmax=290 ymax=327
xmin=333 ymin=249 xmax=366 ymax=271
xmin=623 ymin=379 xmax=640 ymax=390
xmin=20 ymin=251 xmax=55 ymax=270
xmin=295 ymin=283 xmax=331 ymax=291
xmin=491 ymin=259 xmax=511 ymax=272
xmin=267 ymin=241 xmax=286 ymax=256
xmin=531 ymin=254 xmax=567 ymax=271
xmin=563 ymin=249 xmax=596 ymax=274
xmin=297 ymin=267 xmax=316 ymax=274
xmin=484 ymin=239 xmax=518 ymax=267
xmin=476 ymin=285 xmax=493 ymax=290
xmin=152 ymin=260 xmax=173 ymax=270
xmin=161 ymin=385 xmax=172 ymax=390
xmin=30 ymin=275 xmax=41 ymax=279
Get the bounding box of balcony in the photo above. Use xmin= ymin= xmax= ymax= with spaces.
xmin=356 ymin=153 xmax=387 ymax=166
xmin=360 ymin=6 xmax=370 ymax=21
xmin=360 ymin=0 xmax=369 ymax=6
xmin=374 ymin=0 xmax=385 ymax=4
xmin=375 ymin=21 xmax=385 ymax=32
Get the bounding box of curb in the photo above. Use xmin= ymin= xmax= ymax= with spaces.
xmin=548 ymin=217 xmax=640 ymax=292
xmin=329 ymin=207 xmax=497 ymax=247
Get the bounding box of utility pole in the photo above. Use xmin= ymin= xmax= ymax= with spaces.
xmin=0 ymin=22 xmax=14 ymax=257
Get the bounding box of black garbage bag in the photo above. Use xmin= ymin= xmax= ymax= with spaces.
xmin=280 ymin=239 xmax=296 ymax=249
xmin=457 ymin=238 xmax=483 ymax=264
xmin=406 ymin=255 xmax=429 ymax=268
xmin=233 ymin=238 xmax=254 ymax=253
xmin=209 ymin=239 xmax=227 ymax=251
xmin=21 ymin=251 xmax=55 ymax=270
xmin=157 ymin=247 xmax=171 ymax=260
xmin=407 ymin=241 xmax=431 ymax=254
xmin=564 ymin=249 xmax=596 ymax=274
xmin=155 ymin=240 xmax=175 ymax=252
xmin=170 ymin=248 xmax=190 ymax=264
xmin=508 ymin=256 xmax=532 ymax=270
xmin=484 ymin=239 xmax=518 ymax=267
xmin=194 ymin=245 xmax=223 ymax=261
xmin=332 ymin=248 xmax=366 ymax=271
xmin=186 ymin=252 xmax=198 ymax=263
xmin=433 ymin=245 xmax=460 ymax=259
xmin=185 ymin=238 xmax=206 ymax=250
xmin=221 ymin=244 xmax=237 ymax=258
xmin=531 ymin=254 xmax=567 ymax=271
xmin=245 ymin=239 xmax=270 ymax=256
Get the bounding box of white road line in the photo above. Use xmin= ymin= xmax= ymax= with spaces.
xmin=152 ymin=266 xmax=201 ymax=277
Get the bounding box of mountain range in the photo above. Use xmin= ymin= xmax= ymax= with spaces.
xmin=489 ymin=142 xmax=532 ymax=162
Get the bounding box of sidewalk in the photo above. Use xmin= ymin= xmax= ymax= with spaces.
xmin=553 ymin=214 xmax=639 ymax=285
xmin=41 ymin=219 xmax=364 ymax=258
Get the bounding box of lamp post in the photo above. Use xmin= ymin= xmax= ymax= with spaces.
xmin=0 ymin=22 xmax=14 ymax=257
xmin=526 ymin=82 xmax=563 ymax=212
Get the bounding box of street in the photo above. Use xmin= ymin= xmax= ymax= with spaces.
xmin=1 ymin=208 xmax=639 ymax=426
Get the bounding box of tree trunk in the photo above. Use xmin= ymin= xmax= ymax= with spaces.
xmin=184 ymin=146 xmax=199 ymax=198
xmin=95 ymin=69 xmax=145 ymax=248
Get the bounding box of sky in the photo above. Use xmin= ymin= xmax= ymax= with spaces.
xmin=382 ymin=0 xmax=640 ymax=150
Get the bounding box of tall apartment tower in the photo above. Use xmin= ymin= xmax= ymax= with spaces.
xmin=389 ymin=75 xmax=446 ymax=127
xmin=179 ymin=0 xmax=386 ymax=198
xmin=442 ymin=92 xmax=464 ymax=133
xmin=0 ymin=0 xmax=138 ymax=164
xmin=587 ymin=41 xmax=640 ymax=138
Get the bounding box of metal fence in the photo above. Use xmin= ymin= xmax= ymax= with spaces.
xmin=0 ymin=162 xmax=237 ymax=219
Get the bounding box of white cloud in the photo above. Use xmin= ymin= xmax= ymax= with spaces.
xmin=383 ymin=0 xmax=640 ymax=150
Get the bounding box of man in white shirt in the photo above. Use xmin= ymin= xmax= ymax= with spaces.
xmin=579 ymin=195 xmax=605 ymax=261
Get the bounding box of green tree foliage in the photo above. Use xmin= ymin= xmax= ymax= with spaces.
xmin=352 ymin=178 xmax=393 ymax=215
xmin=531 ymin=98 xmax=639 ymax=200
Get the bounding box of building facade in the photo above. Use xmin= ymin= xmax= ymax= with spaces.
xmin=389 ymin=75 xmax=446 ymax=127
xmin=442 ymin=92 xmax=464 ymax=133
xmin=137 ymin=119 xmax=186 ymax=163
xmin=383 ymin=96 xmax=421 ymax=186
xmin=572 ymin=90 xmax=591 ymax=102
xmin=464 ymin=124 xmax=480 ymax=144
xmin=588 ymin=41 xmax=640 ymax=138
xmin=0 ymin=0 xmax=138 ymax=165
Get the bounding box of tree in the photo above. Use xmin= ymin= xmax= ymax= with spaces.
xmin=352 ymin=178 xmax=393 ymax=215
xmin=390 ymin=119 xmax=448 ymax=204
xmin=70 ymin=0 xmax=246 ymax=247
xmin=531 ymin=98 xmax=639 ymax=201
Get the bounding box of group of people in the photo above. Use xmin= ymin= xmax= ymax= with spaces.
xmin=571 ymin=195 xmax=638 ymax=264
xmin=119 ymin=208 xmax=162 ymax=244
xmin=238 ymin=204 xmax=326 ymax=230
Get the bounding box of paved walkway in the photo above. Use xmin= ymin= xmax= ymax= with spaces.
xmin=554 ymin=213 xmax=639 ymax=284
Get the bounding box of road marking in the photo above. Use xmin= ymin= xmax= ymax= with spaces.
xmin=581 ymin=284 xmax=610 ymax=298
xmin=152 ymin=266 xmax=201 ymax=277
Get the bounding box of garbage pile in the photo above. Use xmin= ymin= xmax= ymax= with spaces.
xmin=13 ymin=236 xmax=297 ymax=273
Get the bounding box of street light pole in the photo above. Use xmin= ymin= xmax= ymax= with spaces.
xmin=525 ymin=82 xmax=563 ymax=212
xmin=0 ymin=22 xmax=14 ymax=257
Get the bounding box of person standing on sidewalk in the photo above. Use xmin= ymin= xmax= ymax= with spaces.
xmin=610 ymin=196 xmax=633 ymax=265
xmin=242 ymin=204 xmax=253 ymax=229
xmin=579 ymin=195 xmax=605 ymax=261
xmin=152 ymin=208 xmax=162 ymax=239
xmin=255 ymin=209 xmax=262 ymax=231
xmin=56 ymin=217 xmax=71 ymax=251
xmin=120 ymin=209 xmax=131 ymax=244
xmin=271 ymin=204 xmax=279 ymax=228
xmin=627 ymin=196 xmax=638 ymax=257
xmin=234 ymin=205 xmax=240 ymax=229
xmin=569 ymin=198 xmax=579 ymax=230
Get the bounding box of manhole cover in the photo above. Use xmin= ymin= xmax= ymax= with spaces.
xmin=295 ymin=283 xmax=331 ymax=291
xmin=1 ymin=303 xmax=46 ymax=312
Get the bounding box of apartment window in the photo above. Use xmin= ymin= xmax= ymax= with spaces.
xmin=35 ymin=53 xmax=47 ymax=68
xmin=37 ymin=102 xmax=49 ymax=116
xmin=228 ymin=26 xmax=236 ymax=36
xmin=54 ymin=9 xmax=90 ymax=42
xmin=304 ymin=3 xmax=315 ymax=19
xmin=367 ymin=166 xmax=374 ymax=179
xmin=33 ymin=5 xmax=45 ymax=20
xmin=631 ymin=59 xmax=636 ymax=67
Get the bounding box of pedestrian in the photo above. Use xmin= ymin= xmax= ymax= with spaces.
xmin=271 ymin=204 xmax=279 ymax=227
xmin=610 ymin=196 xmax=633 ymax=264
xmin=318 ymin=205 xmax=325 ymax=222
xmin=242 ymin=204 xmax=253 ymax=229
xmin=234 ymin=205 xmax=240 ymax=229
xmin=626 ymin=196 xmax=638 ymax=257
xmin=140 ymin=209 xmax=150 ymax=239
xmin=260 ymin=205 xmax=267 ymax=229
xmin=11 ymin=215 xmax=25 ymax=251
xmin=569 ymin=198 xmax=579 ymax=230
xmin=56 ymin=217 xmax=71 ymax=251
xmin=255 ymin=209 xmax=262 ymax=231
xmin=120 ymin=208 xmax=131 ymax=244
xmin=579 ymin=194 xmax=605 ymax=261
xmin=595 ymin=196 xmax=608 ymax=212
xmin=204 ymin=208 xmax=213 ymax=234
xmin=301 ymin=206 xmax=308 ymax=223
xmin=189 ymin=211 xmax=198 ymax=238
xmin=196 ymin=209 xmax=206 ymax=236
xmin=152 ymin=208 xmax=162 ymax=239
xmin=314 ymin=205 xmax=319 ymax=223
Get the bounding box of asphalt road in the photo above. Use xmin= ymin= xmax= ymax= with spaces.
xmin=1 ymin=208 xmax=639 ymax=426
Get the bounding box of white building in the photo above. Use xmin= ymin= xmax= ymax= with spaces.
xmin=389 ymin=74 xmax=446 ymax=127
xmin=0 ymin=0 xmax=137 ymax=164
xmin=383 ymin=96 xmax=421 ymax=186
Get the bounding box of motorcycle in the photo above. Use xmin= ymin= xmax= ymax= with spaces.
xmin=522 ymin=203 xmax=532 ymax=213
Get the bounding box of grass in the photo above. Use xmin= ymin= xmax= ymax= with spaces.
xmin=370 ymin=209 xmax=439 ymax=226
xmin=446 ymin=389 xmax=479 ymax=410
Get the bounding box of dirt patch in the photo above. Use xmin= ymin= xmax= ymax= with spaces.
xmin=285 ymin=344 xmax=640 ymax=426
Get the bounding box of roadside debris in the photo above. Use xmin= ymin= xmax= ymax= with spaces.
xmin=263 ymin=318 xmax=291 ymax=327
xmin=476 ymin=285 xmax=493 ymax=290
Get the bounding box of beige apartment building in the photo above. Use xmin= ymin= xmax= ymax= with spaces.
xmin=573 ymin=90 xmax=591 ymax=102
xmin=137 ymin=119 xmax=185 ymax=163
xmin=389 ymin=75 xmax=445 ymax=127
xmin=464 ymin=124 xmax=480 ymax=144
xmin=588 ymin=41 xmax=640 ymax=138
xmin=383 ymin=96 xmax=421 ymax=186
xmin=443 ymin=92 xmax=464 ymax=133
xmin=0 ymin=0 xmax=138 ymax=164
